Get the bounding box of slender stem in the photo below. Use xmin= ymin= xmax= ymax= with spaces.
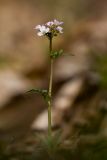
xmin=48 ymin=36 xmax=53 ymax=138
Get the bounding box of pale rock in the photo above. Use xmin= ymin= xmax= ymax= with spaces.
xmin=0 ymin=69 xmax=30 ymax=108
xmin=32 ymin=108 xmax=56 ymax=130
xmin=54 ymin=78 xmax=83 ymax=110
xmin=32 ymin=77 xmax=84 ymax=130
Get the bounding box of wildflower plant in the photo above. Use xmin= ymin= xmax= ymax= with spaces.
xmin=29 ymin=19 xmax=64 ymax=140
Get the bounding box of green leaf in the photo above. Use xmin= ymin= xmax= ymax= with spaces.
xmin=50 ymin=49 xmax=64 ymax=59
xmin=27 ymin=89 xmax=50 ymax=102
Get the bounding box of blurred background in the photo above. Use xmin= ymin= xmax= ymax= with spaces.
xmin=0 ymin=0 xmax=107 ymax=159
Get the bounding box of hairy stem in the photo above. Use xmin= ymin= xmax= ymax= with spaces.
xmin=48 ymin=37 xmax=53 ymax=138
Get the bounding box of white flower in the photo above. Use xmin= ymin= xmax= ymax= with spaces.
xmin=53 ymin=19 xmax=63 ymax=25
xmin=46 ymin=19 xmax=63 ymax=26
xmin=56 ymin=26 xmax=63 ymax=33
xmin=35 ymin=25 xmax=50 ymax=36
xmin=35 ymin=19 xmax=64 ymax=37
xmin=35 ymin=25 xmax=41 ymax=30
xmin=46 ymin=21 xmax=54 ymax=26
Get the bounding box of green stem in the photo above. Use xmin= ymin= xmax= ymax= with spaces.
xmin=48 ymin=37 xmax=53 ymax=138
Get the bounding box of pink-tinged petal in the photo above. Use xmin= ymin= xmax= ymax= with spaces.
xmin=56 ymin=26 xmax=63 ymax=33
xmin=35 ymin=19 xmax=64 ymax=37
xmin=46 ymin=21 xmax=54 ymax=26
xmin=54 ymin=19 xmax=64 ymax=25
xmin=59 ymin=22 xmax=64 ymax=25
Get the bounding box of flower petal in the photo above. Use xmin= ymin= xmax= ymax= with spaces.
xmin=37 ymin=32 xmax=44 ymax=36
xmin=46 ymin=27 xmax=50 ymax=33
xmin=35 ymin=19 xmax=64 ymax=37
xmin=56 ymin=26 xmax=63 ymax=33
xmin=54 ymin=19 xmax=64 ymax=25
xmin=46 ymin=21 xmax=54 ymax=26
xmin=35 ymin=25 xmax=41 ymax=30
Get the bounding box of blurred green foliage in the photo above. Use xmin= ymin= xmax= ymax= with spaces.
xmin=1 ymin=134 xmax=107 ymax=160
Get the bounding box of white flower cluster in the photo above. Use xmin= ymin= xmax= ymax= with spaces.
xmin=35 ymin=19 xmax=63 ymax=37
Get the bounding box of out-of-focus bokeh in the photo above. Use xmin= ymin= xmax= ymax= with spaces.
xmin=0 ymin=0 xmax=107 ymax=159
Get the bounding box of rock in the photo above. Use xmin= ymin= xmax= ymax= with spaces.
xmin=0 ymin=69 xmax=30 ymax=108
